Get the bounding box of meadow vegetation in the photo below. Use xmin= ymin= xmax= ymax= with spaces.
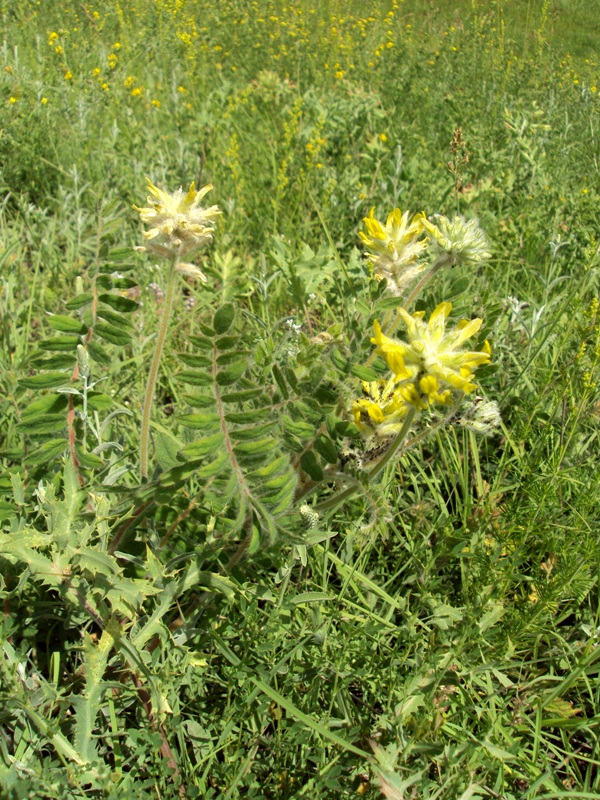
xmin=1 ymin=0 xmax=599 ymax=797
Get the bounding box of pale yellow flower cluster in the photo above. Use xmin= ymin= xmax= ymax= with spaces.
xmin=360 ymin=207 xmax=491 ymax=295
xmin=353 ymin=302 xmax=491 ymax=440
xmin=359 ymin=207 xmax=428 ymax=295
xmin=134 ymin=179 xmax=221 ymax=277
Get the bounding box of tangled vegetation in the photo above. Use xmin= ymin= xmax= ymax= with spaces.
xmin=1 ymin=1 xmax=599 ymax=797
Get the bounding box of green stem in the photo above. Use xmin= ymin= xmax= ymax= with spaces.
xmin=140 ymin=258 xmax=179 ymax=481
xmin=365 ymin=405 xmax=417 ymax=482
xmin=403 ymin=258 xmax=445 ymax=310
xmin=314 ymin=406 xmax=417 ymax=514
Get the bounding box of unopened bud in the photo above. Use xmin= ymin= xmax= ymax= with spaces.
xmin=299 ymin=504 xmax=320 ymax=530
xmin=77 ymin=345 xmax=90 ymax=380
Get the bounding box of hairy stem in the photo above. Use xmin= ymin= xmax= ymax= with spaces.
xmin=140 ymin=258 xmax=179 ymax=480
xmin=315 ymin=406 xmax=416 ymax=513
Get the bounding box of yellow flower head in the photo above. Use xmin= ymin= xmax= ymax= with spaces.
xmin=134 ymin=178 xmax=221 ymax=260
xmin=372 ymin=302 xmax=491 ymax=404
xmin=352 ymin=379 xmax=409 ymax=439
xmin=359 ymin=207 xmax=428 ymax=294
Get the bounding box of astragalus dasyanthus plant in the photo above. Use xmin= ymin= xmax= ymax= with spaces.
xmin=0 ymin=176 xmax=497 ymax=795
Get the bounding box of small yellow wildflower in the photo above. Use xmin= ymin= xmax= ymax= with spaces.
xmin=92 ymin=67 xmax=101 ymax=77
xmin=41 ymin=97 xmax=48 ymax=104
xmin=379 ymin=133 xmax=387 ymax=142
xmin=371 ymin=302 xmax=491 ymax=404
xmin=131 ymin=86 xmax=143 ymax=96
xmin=64 ymin=70 xmax=73 ymax=80
xmin=55 ymin=45 xmax=64 ymax=55
xmin=101 ymin=82 xmax=109 ymax=90
xmin=151 ymin=99 xmax=161 ymax=108
xmin=48 ymin=32 xmax=58 ymax=45
xmin=113 ymin=42 xmax=121 ymax=50
xmin=9 ymin=96 xmax=17 ymax=104
xmin=177 ymin=85 xmax=186 ymax=93
xmin=124 ymin=76 xmax=134 ymax=87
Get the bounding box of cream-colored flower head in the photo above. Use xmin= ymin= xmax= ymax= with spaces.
xmin=352 ymin=379 xmax=409 ymax=439
xmin=458 ymin=398 xmax=502 ymax=436
xmin=371 ymin=302 xmax=491 ymax=406
xmin=422 ymin=214 xmax=491 ymax=268
xmin=359 ymin=207 xmax=428 ymax=294
xmin=134 ymin=178 xmax=221 ymax=260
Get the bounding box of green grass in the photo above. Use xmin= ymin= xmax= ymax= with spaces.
xmin=1 ymin=0 xmax=600 ymax=798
